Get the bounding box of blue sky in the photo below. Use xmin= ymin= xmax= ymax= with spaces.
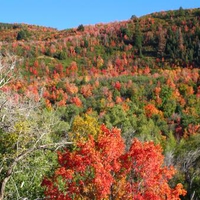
xmin=0 ymin=1 xmax=199 ymax=30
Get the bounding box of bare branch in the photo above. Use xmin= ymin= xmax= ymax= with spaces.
xmin=182 ymin=148 xmax=200 ymax=172
xmin=0 ymin=53 xmax=17 ymax=89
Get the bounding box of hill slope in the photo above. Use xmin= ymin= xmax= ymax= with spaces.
xmin=0 ymin=7 xmax=200 ymax=200
xmin=1 ymin=7 xmax=200 ymax=66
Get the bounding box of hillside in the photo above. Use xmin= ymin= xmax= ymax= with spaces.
xmin=1 ymin=8 xmax=200 ymax=65
xmin=0 ymin=7 xmax=200 ymax=200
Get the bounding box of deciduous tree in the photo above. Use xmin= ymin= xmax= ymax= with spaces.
xmin=42 ymin=125 xmax=186 ymax=200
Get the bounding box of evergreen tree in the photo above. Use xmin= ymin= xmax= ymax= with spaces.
xmin=134 ymin=20 xmax=143 ymax=56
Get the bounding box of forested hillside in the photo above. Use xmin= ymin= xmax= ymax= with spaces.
xmin=0 ymin=7 xmax=200 ymax=200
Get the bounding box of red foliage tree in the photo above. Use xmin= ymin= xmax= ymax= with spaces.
xmin=80 ymin=84 xmax=93 ymax=97
xmin=114 ymin=81 xmax=121 ymax=91
xmin=42 ymin=125 xmax=186 ymax=200
xmin=70 ymin=96 xmax=82 ymax=107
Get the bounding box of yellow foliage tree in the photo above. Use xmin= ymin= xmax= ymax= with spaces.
xmin=69 ymin=114 xmax=101 ymax=143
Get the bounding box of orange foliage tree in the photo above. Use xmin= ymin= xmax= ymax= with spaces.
xmin=42 ymin=125 xmax=186 ymax=200
xmin=145 ymin=103 xmax=163 ymax=118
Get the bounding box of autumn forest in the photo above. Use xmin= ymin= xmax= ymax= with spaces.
xmin=0 ymin=7 xmax=200 ymax=200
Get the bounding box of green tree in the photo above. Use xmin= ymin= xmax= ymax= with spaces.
xmin=77 ymin=24 xmax=84 ymax=32
xmin=16 ymin=29 xmax=30 ymax=41
xmin=134 ymin=20 xmax=143 ymax=56
xmin=178 ymin=6 xmax=185 ymax=17
xmin=54 ymin=51 xmax=67 ymax=60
